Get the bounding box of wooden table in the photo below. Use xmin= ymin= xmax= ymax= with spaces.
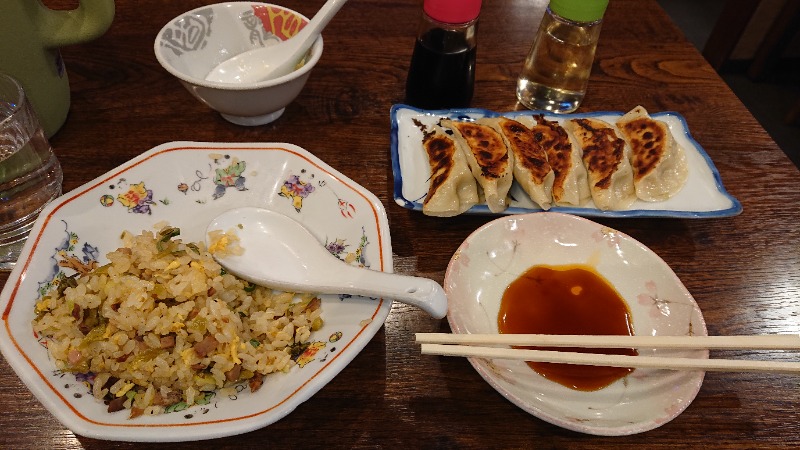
xmin=2 ymin=0 xmax=799 ymax=447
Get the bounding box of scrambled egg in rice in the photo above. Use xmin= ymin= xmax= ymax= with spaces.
xmin=33 ymin=226 xmax=322 ymax=417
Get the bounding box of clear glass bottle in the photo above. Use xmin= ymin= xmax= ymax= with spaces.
xmin=516 ymin=0 xmax=608 ymax=113
xmin=405 ymin=0 xmax=482 ymax=109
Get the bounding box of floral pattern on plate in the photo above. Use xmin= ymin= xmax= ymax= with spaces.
xmin=444 ymin=212 xmax=708 ymax=436
xmin=0 ymin=142 xmax=393 ymax=442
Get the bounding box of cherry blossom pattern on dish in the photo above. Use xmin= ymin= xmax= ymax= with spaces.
xmin=485 ymin=238 xmax=521 ymax=277
xmin=484 ymin=359 xmax=519 ymax=387
xmin=591 ymin=226 xmax=624 ymax=249
xmin=450 ymin=244 xmax=472 ymax=270
xmin=653 ymin=400 xmax=689 ymax=427
xmin=637 ymin=280 xmax=699 ymax=335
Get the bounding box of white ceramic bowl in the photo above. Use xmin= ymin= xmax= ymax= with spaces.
xmin=0 ymin=142 xmax=392 ymax=441
xmin=444 ymin=212 xmax=708 ymax=436
xmin=154 ymin=3 xmax=323 ymax=126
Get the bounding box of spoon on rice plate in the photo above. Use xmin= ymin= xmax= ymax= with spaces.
xmin=206 ymin=207 xmax=448 ymax=319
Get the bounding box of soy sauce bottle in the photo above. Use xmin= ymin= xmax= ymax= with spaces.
xmin=405 ymin=0 xmax=482 ymax=109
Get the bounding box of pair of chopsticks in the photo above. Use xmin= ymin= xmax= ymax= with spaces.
xmin=415 ymin=333 xmax=800 ymax=373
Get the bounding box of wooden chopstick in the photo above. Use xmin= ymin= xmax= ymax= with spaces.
xmin=419 ymin=344 xmax=800 ymax=373
xmin=415 ymin=333 xmax=800 ymax=350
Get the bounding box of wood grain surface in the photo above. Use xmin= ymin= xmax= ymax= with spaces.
xmin=2 ymin=0 xmax=799 ymax=448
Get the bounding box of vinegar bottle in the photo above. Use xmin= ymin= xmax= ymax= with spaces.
xmin=405 ymin=0 xmax=482 ymax=109
xmin=516 ymin=0 xmax=608 ymax=113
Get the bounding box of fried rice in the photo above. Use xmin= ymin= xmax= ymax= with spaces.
xmin=32 ymin=226 xmax=322 ymax=418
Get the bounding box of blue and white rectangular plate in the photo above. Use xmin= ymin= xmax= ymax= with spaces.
xmin=390 ymin=104 xmax=742 ymax=219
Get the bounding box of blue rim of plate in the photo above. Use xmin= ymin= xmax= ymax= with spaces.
xmin=389 ymin=104 xmax=742 ymax=219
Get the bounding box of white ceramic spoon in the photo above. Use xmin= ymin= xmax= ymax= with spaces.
xmin=205 ymin=0 xmax=348 ymax=84
xmin=206 ymin=207 xmax=448 ymax=319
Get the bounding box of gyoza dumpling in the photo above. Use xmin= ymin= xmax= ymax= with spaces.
xmin=421 ymin=124 xmax=479 ymax=217
xmin=442 ymin=119 xmax=514 ymax=213
xmin=480 ymin=117 xmax=554 ymax=210
xmin=519 ymin=114 xmax=590 ymax=207
xmin=616 ymin=105 xmax=688 ymax=202
xmin=566 ymin=117 xmax=636 ymax=211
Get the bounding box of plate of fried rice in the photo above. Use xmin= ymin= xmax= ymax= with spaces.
xmin=0 ymin=142 xmax=394 ymax=442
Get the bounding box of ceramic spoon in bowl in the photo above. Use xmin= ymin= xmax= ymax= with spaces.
xmin=206 ymin=207 xmax=448 ymax=319
xmin=205 ymin=0 xmax=348 ymax=84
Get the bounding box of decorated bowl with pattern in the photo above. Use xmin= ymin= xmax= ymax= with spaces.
xmin=444 ymin=212 xmax=708 ymax=436
xmin=0 ymin=142 xmax=392 ymax=441
xmin=154 ymin=3 xmax=323 ymax=126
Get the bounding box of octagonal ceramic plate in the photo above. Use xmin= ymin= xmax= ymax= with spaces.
xmin=444 ymin=212 xmax=708 ymax=435
xmin=0 ymin=142 xmax=392 ymax=441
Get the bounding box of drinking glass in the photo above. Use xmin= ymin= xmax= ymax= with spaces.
xmin=0 ymin=72 xmax=63 ymax=270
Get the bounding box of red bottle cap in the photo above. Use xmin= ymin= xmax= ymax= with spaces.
xmin=424 ymin=0 xmax=482 ymax=24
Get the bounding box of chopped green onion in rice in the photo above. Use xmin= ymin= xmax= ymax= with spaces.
xmin=32 ymin=226 xmax=323 ymax=418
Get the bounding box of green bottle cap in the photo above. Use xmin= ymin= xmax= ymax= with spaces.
xmin=550 ymin=0 xmax=609 ymax=22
